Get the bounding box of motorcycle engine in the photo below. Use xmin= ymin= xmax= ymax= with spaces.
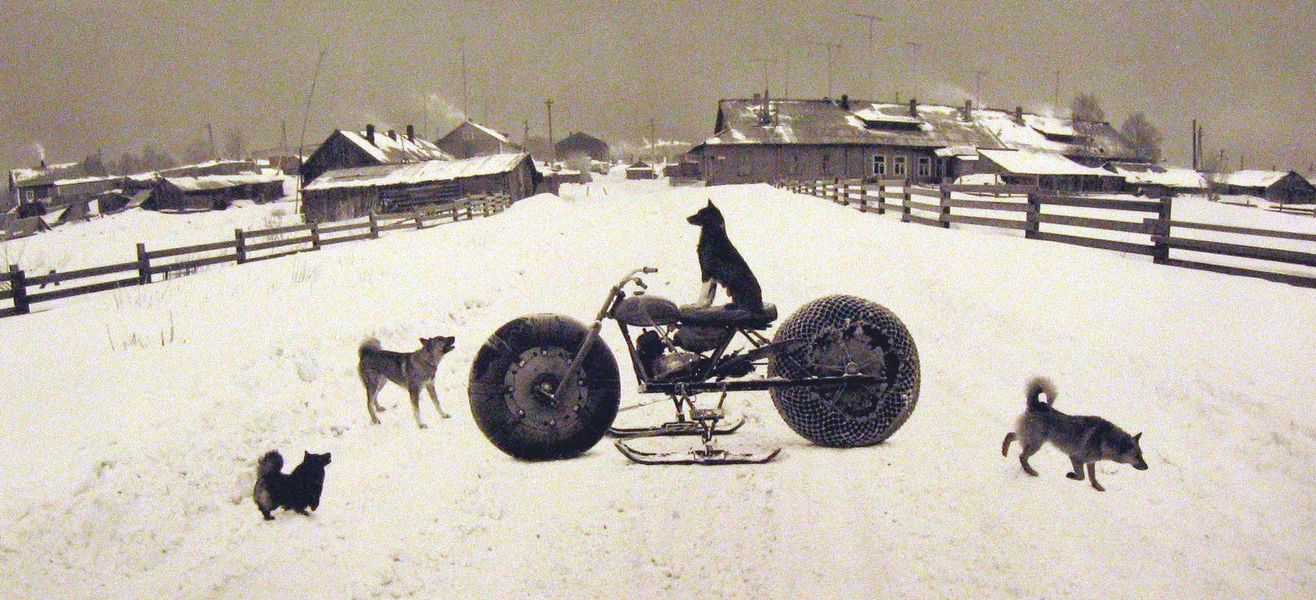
xmin=636 ymin=330 xmax=702 ymax=380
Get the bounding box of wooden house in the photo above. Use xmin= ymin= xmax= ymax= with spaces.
xmin=555 ymin=132 xmax=610 ymax=162
xmin=625 ymin=160 xmax=656 ymax=180
xmin=301 ymin=153 xmax=539 ymax=223
xmin=1216 ymin=170 xmax=1316 ymax=204
xmin=686 ymin=96 xmax=1138 ymax=186
xmin=301 ymin=125 xmax=452 ymax=184
xmin=1107 ymin=162 xmax=1206 ymax=197
xmin=144 ymin=174 xmax=286 ymax=211
xmin=435 ymin=121 xmax=522 ymax=159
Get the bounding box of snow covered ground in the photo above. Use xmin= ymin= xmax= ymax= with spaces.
xmin=2 ymin=173 xmax=1314 ymax=598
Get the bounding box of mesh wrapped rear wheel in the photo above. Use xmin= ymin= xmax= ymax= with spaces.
xmin=768 ymin=295 xmax=920 ymax=447
xmin=468 ymin=314 xmax=620 ymax=460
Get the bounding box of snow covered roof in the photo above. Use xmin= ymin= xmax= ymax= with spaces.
xmin=1108 ymin=163 xmax=1206 ymax=189
xmin=934 ymin=145 xmax=979 ymax=158
xmin=1218 ymin=170 xmax=1291 ymax=188
xmin=700 ymin=99 xmax=1004 ymax=150
xmin=10 ymin=162 xmax=89 ymax=188
xmin=970 ymin=110 xmax=1136 ymax=159
xmin=978 ymin=149 xmax=1118 ymax=176
xmin=162 ymin=173 xmax=285 ymax=192
xmin=465 ymin=121 xmax=513 ymax=144
xmin=50 ymin=175 xmax=122 ymax=187
xmin=304 ymin=153 xmax=532 ymax=192
xmin=340 ymin=130 xmax=453 ymax=163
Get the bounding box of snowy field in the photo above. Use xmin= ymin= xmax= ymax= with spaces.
xmin=2 ymin=174 xmax=1315 ymax=598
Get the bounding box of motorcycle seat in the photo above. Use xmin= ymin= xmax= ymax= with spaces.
xmin=677 ymin=303 xmax=777 ymax=328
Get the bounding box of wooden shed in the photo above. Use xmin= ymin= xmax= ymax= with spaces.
xmin=301 ymin=125 xmax=452 ymax=184
xmin=1217 ymin=170 xmax=1316 ymax=204
xmin=625 ymin=160 xmax=656 ymax=180
xmin=145 ymin=174 xmax=286 ymax=211
xmin=301 ymin=153 xmax=539 ymax=223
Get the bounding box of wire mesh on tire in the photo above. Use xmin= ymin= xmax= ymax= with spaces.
xmin=768 ymin=295 xmax=920 ymax=447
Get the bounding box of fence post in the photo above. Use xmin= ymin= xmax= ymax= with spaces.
xmin=939 ymin=184 xmax=952 ymax=228
xmin=875 ymin=182 xmax=886 ymax=214
xmin=310 ymin=223 xmax=321 ymax=251
xmin=8 ymin=265 xmax=29 ymax=315
xmin=464 ymin=205 xmax=473 ymax=220
xmin=901 ymin=177 xmax=912 ymax=223
xmin=450 ymin=205 xmax=458 ymax=222
xmin=135 ymin=242 xmax=151 ymax=285
xmin=369 ymin=213 xmax=380 ymax=239
xmin=1153 ymin=193 xmax=1173 ymax=264
xmin=1025 ymin=192 xmax=1040 ymax=239
xmin=235 ymin=229 xmax=247 ymax=264
xmin=415 ymin=208 xmax=424 ymax=230
xmin=858 ymin=182 xmax=869 ymax=213
xmin=833 ymin=178 xmax=843 ymax=204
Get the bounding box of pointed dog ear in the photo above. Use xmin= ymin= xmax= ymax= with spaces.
xmin=1134 ymin=432 xmax=1142 ymax=442
xmin=706 ymin=199 xmax=714 ymax=207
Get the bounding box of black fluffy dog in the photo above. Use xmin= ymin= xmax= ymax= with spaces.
xmin=253 ymin=450 xmax=332 ymax=520
xmin=686 ymin=200 xmax=763 ymax=311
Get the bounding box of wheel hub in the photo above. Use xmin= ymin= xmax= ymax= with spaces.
xmin=503 ymin=346 xmax=587 ymax=432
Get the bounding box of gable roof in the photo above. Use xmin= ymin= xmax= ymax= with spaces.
xmin=10 ymin=162 xmax=88 ymax=189
xmin=339 ymin=130 xmax=453 ymax=163
xmin=438 ymin=121 xmax=517 ymax=146
xmin=303 ymin=153 xmax=533 ymax=192
xmin=160 ymin=173 xmax=286 ymax=193
xmin=697 ymin=98 xmax=1138 ymax=160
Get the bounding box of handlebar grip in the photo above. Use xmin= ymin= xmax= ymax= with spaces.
xmin=642 ymin=266 xmax=657 ymax=274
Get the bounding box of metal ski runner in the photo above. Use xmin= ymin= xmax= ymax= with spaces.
xmin=614 ymin=440 xmax=781 ymax=465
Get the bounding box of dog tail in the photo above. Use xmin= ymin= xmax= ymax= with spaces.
xmin=257 ymin=450 xmax=283 ymax=478
xmin=359 ymin=337 xmax=382 ymax=356
xmin=1026 ymin=377 xmax=1057 ymax=410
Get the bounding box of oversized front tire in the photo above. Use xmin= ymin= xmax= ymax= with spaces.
xmin=767 ymin=295 xmax=920 ymax=447
xmin=468 ymin=314 xmax=620 ymax=460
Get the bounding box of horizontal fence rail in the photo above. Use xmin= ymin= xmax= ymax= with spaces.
xmin=1 ymin=194 xmax=514 ymax=318
xmin=782 ymin=178 xmax=1316 ymax=288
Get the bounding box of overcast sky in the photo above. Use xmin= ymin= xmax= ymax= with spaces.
xmin=2 ymin=0 xmax=1312 ymax=173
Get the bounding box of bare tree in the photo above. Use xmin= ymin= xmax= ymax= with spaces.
xmin=1120 ymin=113 xmax=1163 ymax=163
xmin=1069 ymin=93 xmax=1105 ymax=125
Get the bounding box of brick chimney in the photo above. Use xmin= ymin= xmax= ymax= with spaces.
xmin=366 ymin=124 xmax=376 ymax=145
xmin=960 ymin=99 xmax=973 ymax=120
xmin=1013 ymin=106 xmax=1024 ymax=124
xmin=840 ymin=94 xmax=850 ymax=110
xmin=406 ymin=125 xmax=415 ymax=142
xmin=908 ymin=98 xmax=918 ymax=116
xmin=387 ymin=129 xmax=397 ymax=141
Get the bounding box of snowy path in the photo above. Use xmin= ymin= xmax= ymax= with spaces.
xmin=2 ymin=178 xmax=1314 ymax=598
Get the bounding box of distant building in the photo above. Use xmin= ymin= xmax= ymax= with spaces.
xmin=144 ymin=174 xmax=286 ymax=212
xmin=301 ymin=125 xmax=452 ymax=184
xmin=555 ymin=132 xmax=610 ymax=162
xmin=1215 ymin=170 xmax=1316 ymax=204
xmin=625 ymin=160 xmax=656 ymax=180
xmin=301 ymin=153 xmax=539 ymax=223
xmin=435 ymin=121 xmax=522 ymax=159
xmin=687 ymin=96 xmax=1138 ymax=186
xmin=975 ymin=149 xmax=1123 ymax=192
xmin=8 ymin=160 xmax=110 ymax=209
xmin=1106 ymin=162 xmax=1206 ymax=196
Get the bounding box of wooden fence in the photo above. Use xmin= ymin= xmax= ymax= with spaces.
xmin=0 ymin=194 xmax=512 ymax=318
xmin=783 ymin=178 xmax=1316 ymax=288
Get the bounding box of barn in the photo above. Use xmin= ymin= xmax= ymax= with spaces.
xmin=555 ymin=132 xmax=610 ymax=162
xmin=300 ymin=153 xmax=539 ymax=223
xmin=435 ymin=121 xmax=522 ymax=159
xmin=144 ymin=174 xmax=286 ymax=211
xmin=301 ymin=125 xmax=452 ymax=184
xmin=687 ymin=96 xmax=1137 ymax=186
xmin=1216 ymin=170 xmax=1316 ymax=204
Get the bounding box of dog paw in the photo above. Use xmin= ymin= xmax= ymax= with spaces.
xmin=1067 ymin=472 xmax=1083 ymax=480
xmin=371 ymin=418 xmax=381 ymax=425
xmin=440 ymin=413 xmax=452 ymax=419
xmin=1092 ymin=485 xmax=1106 ymax=492
xmin=418 ymin=423 xmax=429 ymax=429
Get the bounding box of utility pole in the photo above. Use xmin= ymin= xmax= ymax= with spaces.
xmin=1053 ymin=69 xmax=1061 ymax=114
xmin=749 ymin=58 xmax=775 ymax=94
xmin=459 ymin=35 xmax=469 ymax=121
xmin=281 ymin=119 xmax=287 ymax=156
xmin=906 ymin=42 xmax=921 ymax=101
xmin=649 ymin=118 xmax=657 ymax=162
xmin=296 ymin=46 xmax=327 ymax=210
xmin=972 ymin=69 xmax=988 ymax=105
xmin=783 ymin=48 xmax=791 ymax=98
xmin=545 ymin=99 xmax=555 ymax=165
xmin=853 ymin=13 xmax=880 ymax=100
xmin=206 ymin=123 xmax=217 ymax=159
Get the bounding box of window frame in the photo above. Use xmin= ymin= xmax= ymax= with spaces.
xmin=893 ymin=155 xmax=908 ymax=177
xmin=872 ymin=155 xmax=887 ymax=177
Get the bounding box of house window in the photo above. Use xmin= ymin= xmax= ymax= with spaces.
xmin=893 ymin=156 xmax=907 ymax=177
xmin=917 ymin=156 xmax=932 ymax=178
xmin=25 ymin=190 xmax=34 ymax=201
xmin=872 ymin=155 xmax=887 ymax=177
xmin=737 ymin=155 xmax=752 ymax=177
xmin=822 ymin=153 xmax=831 ymax=175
